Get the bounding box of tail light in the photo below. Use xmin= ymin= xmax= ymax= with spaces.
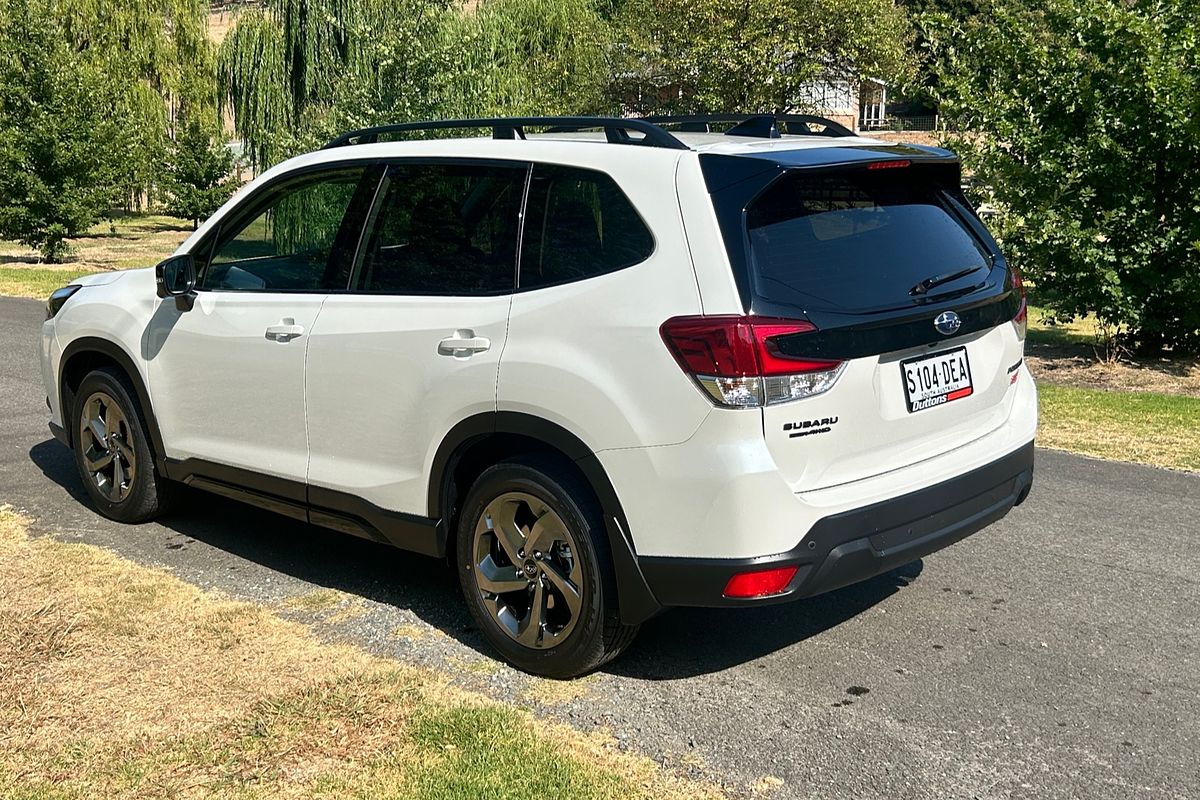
xmin=659 ymin=315 xmax=845 ymax=408
xmin=1010 ymin=264 xmax=1028 ymax=341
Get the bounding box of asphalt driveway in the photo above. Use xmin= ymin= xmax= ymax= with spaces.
xmin=2 ymin=294 xmax=1197 ymax=799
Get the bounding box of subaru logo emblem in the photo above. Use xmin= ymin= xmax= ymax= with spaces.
xmin=934 ymin=311 xmax=962 ymax=336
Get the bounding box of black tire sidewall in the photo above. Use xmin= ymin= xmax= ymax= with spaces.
xmin=456 ymin=460 xmax=610 ymax=678
xmin=72 ymin=368 xmax=163 ymax=523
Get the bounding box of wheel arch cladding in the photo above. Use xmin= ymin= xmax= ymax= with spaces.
xmin=431 ymin=411 xmax=662 ymax=625
xmin=59 ymin=338 xmax=167 ymax=468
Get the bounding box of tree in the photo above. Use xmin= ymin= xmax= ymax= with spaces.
xmin=924 ymin=0 xmax=1200 ymax=351
xmin=53 ymin=0 xmax=216 ymax=208
xmin=219 ymin=0 xmax=617 ymax=172
xmin=0 ymin=1 xmax=124 ymax=261
xmin=611 ymin=0 xmax=915 ymax=114
xmin=163 ymin=117 xmax=237 ymax=229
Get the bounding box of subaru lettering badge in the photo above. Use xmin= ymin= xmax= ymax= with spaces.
xmin=934 ymin=311 xmax=962 ymax=336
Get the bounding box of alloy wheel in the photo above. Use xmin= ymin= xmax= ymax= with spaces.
xmin=471 ymin=492 xmax=584 ymax=649
xmin=78 ymin=391 xmax=137 ymax=503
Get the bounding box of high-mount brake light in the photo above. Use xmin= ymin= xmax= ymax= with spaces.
xmin=659 ymin=316 xmax=845 ymax=408
xmin=866 ymin=159 xmax=911 ymax=170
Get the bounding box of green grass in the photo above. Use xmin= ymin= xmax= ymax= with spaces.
xmin=1026 ymin=305 xmax=1103 ymax=348
xmin=0 ymin=212 xmax=191 ymax=299
xmin=0 ymin=267 xmax=99 ymax=300
xmin=1039 ymin=383 xmax=1200 ymax=472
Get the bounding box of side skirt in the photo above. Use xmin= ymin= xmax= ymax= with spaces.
xmin=163 ymin=458 xmax=446 ymax=558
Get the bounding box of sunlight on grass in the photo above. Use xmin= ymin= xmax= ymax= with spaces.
xmin=1027 ymin=306 xmax=1102 ymax=348
xmin=0 ymin=212 xmax=191 ymax=298
xmin=0 ymin=507 xmax=718 ymax=800
xmin=0 ymin=267 xmax=98 ymax=300
xmin=1038 ymin=384 xmax=1200 ymax=472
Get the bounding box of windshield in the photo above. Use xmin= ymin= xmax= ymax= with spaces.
xmin=745 ymin=169 xmax=993 ymax=313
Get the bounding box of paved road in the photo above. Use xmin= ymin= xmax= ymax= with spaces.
xmin=3 ymin=295 xmax=1198 ymax=799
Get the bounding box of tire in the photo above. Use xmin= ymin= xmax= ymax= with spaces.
xmin=456 ymin=455 xmax=639 ymax=678
xmin=71 ymin=366 xmax=174 ymax=523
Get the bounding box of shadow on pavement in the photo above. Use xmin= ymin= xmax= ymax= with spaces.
xmin=30 ymin=437 xmax=921 ymax=679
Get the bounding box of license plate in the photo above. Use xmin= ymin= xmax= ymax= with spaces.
xmin=901 ymin=347 xmax=973 ymax=413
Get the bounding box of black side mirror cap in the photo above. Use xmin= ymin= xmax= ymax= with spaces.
xmin=155 ymin=254 xmax=197 ymax=300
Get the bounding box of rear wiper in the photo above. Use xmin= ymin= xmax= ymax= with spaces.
xmin=909 ymin=265 xmax=983 ymax=296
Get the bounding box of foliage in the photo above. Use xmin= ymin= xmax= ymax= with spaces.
xmin=924 ymin=0 xmax=1200 ymax=351
xmin=163 ymin=116 xmax=237 ymax=229
xmin=54 ymin=0 xmax=216 ymax=207
xmin=219 ymin=0 xmax=616 ymax=171
xmin=612 ymin=0 xmax=915 ymax=114
xmin=0 ymin=0 xmax=124 ymax=261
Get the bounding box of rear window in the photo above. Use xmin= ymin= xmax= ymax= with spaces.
xmin=745 ymin=169 xmax=992 ymax=313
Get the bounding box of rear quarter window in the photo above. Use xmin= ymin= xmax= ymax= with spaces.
xmin=519 ymin=164 xmax=654 ymax=290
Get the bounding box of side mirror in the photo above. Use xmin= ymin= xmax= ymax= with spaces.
xmin=155 ymin=254 xmax=197 ymax=309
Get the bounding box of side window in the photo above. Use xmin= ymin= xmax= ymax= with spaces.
xmin=203 ymin=168 xmax=368 ymax=292
xmin=519 ymin=164 xmax=654 ymax=290
xmin=353 ymin=162 xmax=526 ymax=295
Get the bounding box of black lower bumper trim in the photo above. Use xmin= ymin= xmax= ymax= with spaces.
xmin=638 ymin=441 xmax=1035 ymax=608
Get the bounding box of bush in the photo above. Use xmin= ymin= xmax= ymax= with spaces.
xmin=924 ymin=0 xmax=1200 ymax=351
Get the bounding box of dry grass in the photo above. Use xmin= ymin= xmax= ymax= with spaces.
xmin=0 ymin=214 xmax=192 ymax=298
xmin=0 ymin=507 xmax=721 ymax=800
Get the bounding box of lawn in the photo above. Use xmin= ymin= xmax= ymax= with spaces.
xmin=0 ymin=213 xmax=191 ymax=299
xmin=0 ymin=506 xmax=717 ymax=800
xmin=1037 ymin=384 xmax=1200 ymax=472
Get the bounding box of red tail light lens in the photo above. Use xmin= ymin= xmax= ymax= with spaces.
xmin=1010 ymin=264 xmax=1028 ymax=341
xmin=660 ymin=316 xmax=844 ymax=407
xmin=723 ymin=566 xmax=799 ymax=598
xmin=866 ymin=159 xmax=911 ymax=170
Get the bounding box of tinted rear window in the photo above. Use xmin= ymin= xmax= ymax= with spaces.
xmin=746 ymin=169 xmax=992 ymax=313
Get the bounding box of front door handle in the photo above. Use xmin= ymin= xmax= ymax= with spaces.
xmin=265 ymin=319 xmax=304 ymax=343
xmin=438 ymin=330 xmax=491 ymax=357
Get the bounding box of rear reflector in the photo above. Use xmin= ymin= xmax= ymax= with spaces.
xmin=660 ymin=316 xmax=844 ymax=408
xmin=723 ymin=566 xmax=799 ymax=598
xmin=866 ymin=159 xmax=911 ymax=170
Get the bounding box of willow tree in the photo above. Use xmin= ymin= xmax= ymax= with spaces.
xmin=53 ymin=0 xmax=215 ymax=208
xmin=219 ymin=0 xmax=616 ymax=171
xmin=218 ymin=0 xmax=421 ymax=169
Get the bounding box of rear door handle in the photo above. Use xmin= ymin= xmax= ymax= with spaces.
xmin=438 ymin=330 xmax=491 ymax=357
xmin=265 ymin=319 xmax=304 ymax=342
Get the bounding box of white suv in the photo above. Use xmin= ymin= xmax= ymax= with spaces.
xmin=40 ymin=115 xmax=1037 ymax=677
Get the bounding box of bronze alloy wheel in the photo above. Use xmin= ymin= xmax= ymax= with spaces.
xmin=471 ymin=491 xmax=584 ymax=649
xmin=77 ymin=390 xmax=137 ymax=504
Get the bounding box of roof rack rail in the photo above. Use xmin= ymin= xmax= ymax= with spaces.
xmin=322 ymin=116 xmax=690 ymax=151
xmin=641 ymin=114 xmax=855 ymax=138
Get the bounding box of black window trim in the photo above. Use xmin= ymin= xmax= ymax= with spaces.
xmin=193 ymin=160 xmax=386 ymax=295
xmin=344 ymin=156 xmax=534 ymax=298
xmin=513 ymin=162 xmax=658 ymax=294
xmin=188 ymin=155 xmax=659 ymax=299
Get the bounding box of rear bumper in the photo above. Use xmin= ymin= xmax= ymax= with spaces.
xmin=637 ymin=440 xmax=1034 ymax=608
